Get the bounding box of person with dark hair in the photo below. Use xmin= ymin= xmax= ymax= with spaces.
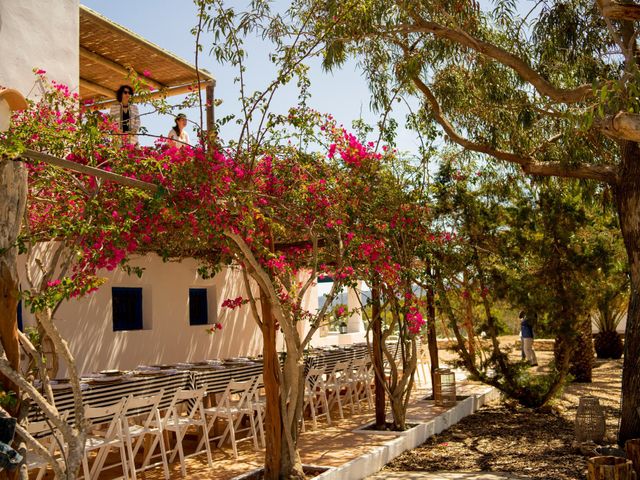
xmin=519 ymin=310 xmax=538 ymax=366
xmin=108 ymin=85 xmax=140 ymax=145
xmin=167 ymin=113 xmax=190 ymax=148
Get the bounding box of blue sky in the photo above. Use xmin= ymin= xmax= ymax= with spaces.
xmin=81 ymin=0 xmax=419 ymax=152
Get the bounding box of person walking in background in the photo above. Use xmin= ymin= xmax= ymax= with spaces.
xmin=520 ymin=310 xmax=538 ymax=366
xmin=108 ymin=85 xmax=140 ymax=145
xmin=167 ymin=113 xmax=190 ymax=148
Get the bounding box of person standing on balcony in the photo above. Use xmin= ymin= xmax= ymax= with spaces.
xmin=109 ymin=85 xmax=140 ymax=145
xmin=520 ymin=310 xmax=538 ymax=366
xmin=167 ymin=113 xmax=190 ymax=148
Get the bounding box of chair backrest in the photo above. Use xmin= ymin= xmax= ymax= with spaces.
xmin=122 ymin=390 xmax=164 ymax=431
xmin=352 ymin=358 xmax=371 ymax=380
xmin=249 ymin=374 xmax=264 ymax=403
xmin=329 ymin=360 xmax=353 ymax=384
xmin=305 ymin=367 xmax=327 ymax=393
xmin=216 ymin=379 xmax=254 ymax=412
xmin=85 ymin=398 xmax=127 ymax=441
xmin=162 ymin=388 xmax=206 ymax=428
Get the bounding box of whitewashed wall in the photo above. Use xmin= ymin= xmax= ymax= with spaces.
xmin=17 ymin=253 xmax=331 ymax=376
xmin=0 ymin=1 xmax=79 ymax=98
xmin=18 ymin=253 xmax=289 ymax=375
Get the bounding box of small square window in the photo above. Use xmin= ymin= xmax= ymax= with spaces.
xmin=189 ymin=288 xmax=209 ymax=325
xmin=112 ymin=287 xmax=143 ymax=331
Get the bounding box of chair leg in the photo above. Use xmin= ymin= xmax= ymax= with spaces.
xmin=175 ymin=429 xmax=187 ymax=478
xmin=157 ymin=432 xmax=171 ymax=480
xmin=200 ymin=420 xmax=213 ymax=467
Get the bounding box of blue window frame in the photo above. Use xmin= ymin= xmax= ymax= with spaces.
xmin=112 ymin=287 xmax=143 ymax=331
xmin=189 ymin=288 xmax=209 ymax=325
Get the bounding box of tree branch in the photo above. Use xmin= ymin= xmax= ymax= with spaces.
xmin=411 ymin=75 xmax=618 ymax=183
xmin=399 ymin=11 xmax=593 ymax=104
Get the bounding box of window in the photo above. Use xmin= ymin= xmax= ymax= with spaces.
xmin=112 ymin=287 xmax=143 ymax=331
xmin=189 ymin=288 xmax=209 ymax=325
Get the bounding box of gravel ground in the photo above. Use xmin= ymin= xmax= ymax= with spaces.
xmin=384 ymin=347 xmax=624 ymax=480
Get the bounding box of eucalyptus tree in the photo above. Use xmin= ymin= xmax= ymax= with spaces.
xmin=296 ymin=0 xmax=640 ymax=443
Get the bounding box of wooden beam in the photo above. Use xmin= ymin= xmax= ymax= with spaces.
xmin=21 ymin=149 xmax=159 ymax=193
xmin=80 ymin=46 xmax=166 ymax=91
xmin=89 ymin=81 xmax=211 ymax=108
xmin=80 ymin=78 xmax=116 ymax=99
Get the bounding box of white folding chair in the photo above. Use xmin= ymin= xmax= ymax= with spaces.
xmin=416 ymin=344 xmax=431 ymax=387
xmin=248 ymin=374 xmax=266 ymax=448
xmin=82 ymin=398 xmax=129 ymax=480
xmin=25 ymin=417 xmax=67 ymax=480
xmin=351 ymin=357 xmax=374 ymax=411
xmin=161 ymin=388 xmax=213 ymax=478
xmin=200 ymin=378 xmax=259 ymax=458
xmin=121 ymin=391 xmax=169 ymax=480
xmin=326 ymin=360 xmax=357 ymax=419
xmin=302 ymin=367 xmax=331 ymax=432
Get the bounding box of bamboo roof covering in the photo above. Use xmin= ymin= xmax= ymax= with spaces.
xmin=79 ymin=5 xmax=214 ymax=106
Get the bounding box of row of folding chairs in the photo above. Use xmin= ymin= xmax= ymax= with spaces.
xmin=24 ymin=358 xmax=382 ymax=479
xmin=302 ymin=357 xmax=376 ymax=432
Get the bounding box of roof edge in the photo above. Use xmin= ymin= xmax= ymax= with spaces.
xmin=80 ymin=4 xmax=214 ymax=82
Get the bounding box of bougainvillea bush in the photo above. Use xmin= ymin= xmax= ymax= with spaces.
xmin=1 ymin=72 xmax=423 ymax=478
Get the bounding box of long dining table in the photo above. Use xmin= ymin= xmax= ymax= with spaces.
xmin=27 ymin=342 xmax=373 ymax=424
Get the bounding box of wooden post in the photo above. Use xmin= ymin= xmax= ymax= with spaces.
xmin=625 ymin=439 xmax=640 ymax=478
xmin=0 ymin=158 xmax=27 ymax=409
xmin=587 ymin=456 xmax=635 ymax=480
xmin=205 ymin=81 xmax=215 ymax=150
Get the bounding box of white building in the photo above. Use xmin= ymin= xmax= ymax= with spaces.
xmin=2 ymin=2 xmax=363 ymax=376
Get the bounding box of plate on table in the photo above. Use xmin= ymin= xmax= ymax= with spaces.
xmin=99 ymin=369 xmax=123 ymax=376
xmin=133 ymin=369 xmax=164 ymax=376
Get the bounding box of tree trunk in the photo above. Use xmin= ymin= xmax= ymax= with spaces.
xmin=463 ymin=272 xmax=475 ymax=359
xmin=570 ymin=315 xmax=594 ymax=382
xmin=371 ymin=284 xmax=386 ymax=428
xmin=426 ymin=267 xmax=439 ymax=387
xmin=0 ymin=159 xmax=27 ymax=408
xmin=615 ymin=140 xmax=640 ymax=445
xmin=260 ymin=294 xmax=282 ymax=480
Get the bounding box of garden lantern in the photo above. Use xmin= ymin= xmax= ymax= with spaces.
xmin=575 ymin=395 xmax=606 ymax=443
xmin=0 ymin=87 xmax=27 ymax=132
xmin=433 ymin=368 xmax=457 ymax=407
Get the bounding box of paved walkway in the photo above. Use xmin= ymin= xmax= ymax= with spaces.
xmin=366 ymin=472 xmax=531 ymax=480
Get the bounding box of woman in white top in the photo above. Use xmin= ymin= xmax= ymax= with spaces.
xmin=167 ymin=113 xmax=190 ymax=148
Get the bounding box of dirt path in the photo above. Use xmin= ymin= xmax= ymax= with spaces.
xmin=384 ymin=345 xmax=623 ymax=480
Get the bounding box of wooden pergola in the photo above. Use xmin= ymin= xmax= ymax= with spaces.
xmin=79 ymin=5 xmax=214 ymax=107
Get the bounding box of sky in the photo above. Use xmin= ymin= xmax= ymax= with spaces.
xmin=81 ymin=0 xmax=420 ymax=152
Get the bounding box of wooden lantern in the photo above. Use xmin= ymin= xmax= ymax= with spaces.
xmin=575 ymin=395 xmax=606 ymax=443
xmin=433 ymin=368 xmax=456 ymax=407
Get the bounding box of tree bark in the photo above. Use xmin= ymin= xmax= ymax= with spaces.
xmin=260 ymin=293 xmax=282 ymax=480
xmin=615 ymin=140 xmax=640 ymax=445
xmin=425 ymin=269 xmax=439 ymax=387
xmin=371 ymin=284 xmax=386 ymax=428
xmin=0 ymin=159 xmax=27 ymax=407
